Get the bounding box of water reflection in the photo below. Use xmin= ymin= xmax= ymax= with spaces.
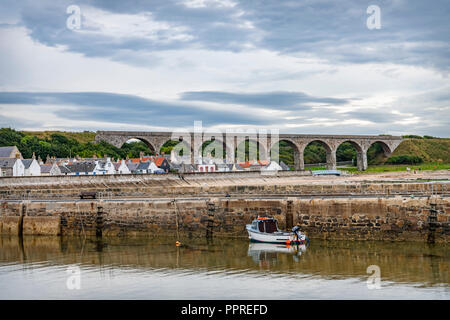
xmin=0 ymin=236 xmax=448 ymax=299
xmin=248 ymin=243 xmax=307 ymax=268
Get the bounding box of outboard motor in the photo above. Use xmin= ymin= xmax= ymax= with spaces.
xmin=292 ymin=225 xmax=310 ymax=246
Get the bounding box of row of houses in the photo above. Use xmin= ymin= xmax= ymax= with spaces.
xmin=0 ymin=146 xmax=291 ymax=177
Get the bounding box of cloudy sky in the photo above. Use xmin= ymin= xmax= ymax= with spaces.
xmin=0 ymin=0 xmax=449 ymax=136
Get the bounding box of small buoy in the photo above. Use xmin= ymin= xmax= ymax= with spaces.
xmin=286 ymin=240 xmax=291 ymax=245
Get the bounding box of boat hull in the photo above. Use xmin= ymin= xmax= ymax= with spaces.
xmin=246 ymin=225 xmax=308 ymax=244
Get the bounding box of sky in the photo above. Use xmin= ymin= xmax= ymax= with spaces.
xmin=0 ymin=0 xmax=449 ymax=137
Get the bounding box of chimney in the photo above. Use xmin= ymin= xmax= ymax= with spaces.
xmin=32 ymin=152 xmax=36 ymax=160
xmin=139 ymin=151 xmax=144 ymax=160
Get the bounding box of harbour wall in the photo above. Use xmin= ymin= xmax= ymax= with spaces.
xmin=0 ymin=196 xmax=449 ymax=242
xmin=0 ymin=174 xmax=449 ymax=200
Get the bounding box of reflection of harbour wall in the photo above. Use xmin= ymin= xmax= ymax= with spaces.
xmin=0 ymin=237 xmax=448 ymax=286
xmin=0 ymin=197 xmax=449 ymax=242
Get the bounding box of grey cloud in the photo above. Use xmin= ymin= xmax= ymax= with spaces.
xmin=11 ymin=0 xmax=448 ymax=70
xmin=180 ymin=91 xmax=349 ymax=110
xmin=238 ymin=0 xmax=450 ymax=70
xmin=0 ymin=114 xmax=43 ymax=129
xmin=340 ymin=111 xmax=403 ymax=123
xmin=0 ymin=92 xmax=40 ymax=104
xmin=0 ymin=91 xmax=271 ymax=127
xmin=16 ymin=0 xmax=257 ymax=64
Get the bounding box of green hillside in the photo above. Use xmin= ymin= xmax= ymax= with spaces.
xmin=22 ymin=131 xmax=96 ymax=144
xmin=391 ymin=138 xmax=450 ymax=163
xmin=0 ymin=128 xmax=146 ymax=160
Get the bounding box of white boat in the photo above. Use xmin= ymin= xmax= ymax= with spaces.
xmin=246 ymin=217 xmax=309 ymax=245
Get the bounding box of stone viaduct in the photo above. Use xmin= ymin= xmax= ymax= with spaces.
xmin=95 ymin=131 xmax=403 ymax=171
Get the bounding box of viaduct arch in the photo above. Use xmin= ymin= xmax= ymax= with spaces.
xmin=95 ymin=131 xmax=402 ymax=171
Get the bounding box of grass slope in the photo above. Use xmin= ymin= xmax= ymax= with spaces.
xmin=391 ymin=138 xmax=450 ymax=163
xmin=22 ymin=131 xmax=97 ymax=144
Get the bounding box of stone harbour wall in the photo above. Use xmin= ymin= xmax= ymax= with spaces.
xmin=0 ymin=196 xmax=449 ymax=242
xmin=0 ymin=181 xmax=448 ymax=200
xmin=0 ymin=172 xmax=448 ymax=200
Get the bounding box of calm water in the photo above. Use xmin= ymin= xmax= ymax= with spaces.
xmin=0 ymin=236 xmax=448 ymax=299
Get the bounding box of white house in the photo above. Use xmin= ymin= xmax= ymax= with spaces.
xmin=12 ymin=158 xmax=24 ymax=176
xmin=114 ymin=159 xmax=131 ymax=174
xmin=0 ymin=158 xmax=25 ymax=176
xmin=261 ymin=161 xmax=283 ymax=172
xmin=40 ymin=162 xmax=62 ymax=176
xmin=93 ymin=157 xmax=116 ymax=175
xmin=136 ymin=161 xmax=160 ymax=174
xmin=22 ymin=157 xmax=41 ymax=176
xmin=149 ymin=161 xmax=162 ymax=173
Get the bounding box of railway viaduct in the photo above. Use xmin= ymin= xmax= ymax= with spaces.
xmin=95 ymin=131 xmax=402 ymax=171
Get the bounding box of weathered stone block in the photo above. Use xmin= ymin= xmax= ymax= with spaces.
xmin=0 ymin=216 xmax=21 ymax=235
xmin=23 ymin=216 xmax=61 ymax=236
